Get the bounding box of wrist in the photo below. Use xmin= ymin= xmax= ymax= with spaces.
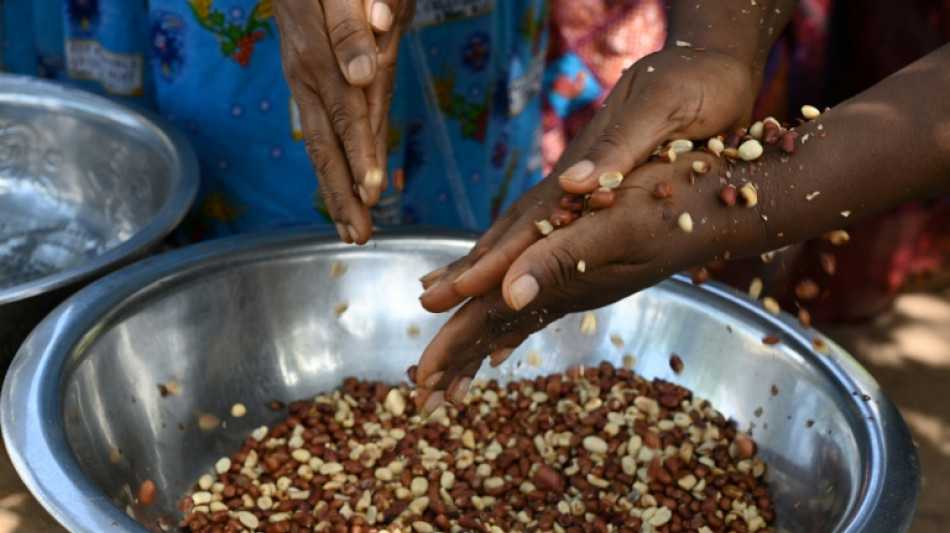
xmin=665 ymin=0 xmax=796 ymax=95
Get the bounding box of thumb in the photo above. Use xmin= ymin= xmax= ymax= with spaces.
xmin=500 ymin=218 xmax=625 ymax=312
xmin=324 ymin=0 xmax=379 ymax=86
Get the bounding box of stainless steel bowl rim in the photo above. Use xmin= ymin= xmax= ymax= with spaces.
xmin=0 ymin=74 xmax=199 ymax=305
xmin=1 ymin=228 xmax=919 ymax=533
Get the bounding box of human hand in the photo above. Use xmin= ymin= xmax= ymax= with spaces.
xmin=413 ymin=36 xmax=950 ymax=412
xmin=416 ymin=45 xmax=761 ymax=313
xmin=554 ymin=47 xmax=759 ymax=195
xmin=412 ymin=151 xmax=753 ymax=414
xmin=275 ymin=0 xmax=414 ymax=244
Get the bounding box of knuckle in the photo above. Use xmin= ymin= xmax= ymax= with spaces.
xmin=542 ymin=245 xmax=581 ymax=289
xmin=326 ymin=99 xmax=356 ymax=130
xmin=314 ymin=157 xmax=337 ymax=185
xmin=326 ymin=105 xmax=370 ymax=160
xmin=320 ymin=185 xmax=350 ymax=214
xmin=303 ymin=131 xmax=326 ymax=158
xmin=327 ymin=17 xmax=368 ymax=49
xmin=592 ymin=130 xmax=627 ymax=154
xmin=306 ymin=137 xmax=346 ymax=184
xmin=282 ymin=44 xmax=320 ymax=79
xmin=332 ymin=111 xmax=359 ymax=142
xmin=482 ymin=306 xmax=520 ymax=340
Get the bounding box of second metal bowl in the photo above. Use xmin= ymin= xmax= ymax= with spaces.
xmin=0 ymin=74 xmax=198 ymax=367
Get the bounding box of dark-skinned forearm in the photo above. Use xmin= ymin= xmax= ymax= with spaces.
xmin=718 ymin=43 xmax=950 ymax=259
xmin=666 ymin=0 xmax=798 ymax=94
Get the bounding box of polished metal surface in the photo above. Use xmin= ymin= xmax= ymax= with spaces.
xmin=1 ymin=230 xmax=919 ymax=533
xmin=0 ymin=74 xmax=198 ymax=365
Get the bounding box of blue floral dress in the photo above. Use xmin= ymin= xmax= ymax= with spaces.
xmin=1 ymin=0 xmax=549 ymax=241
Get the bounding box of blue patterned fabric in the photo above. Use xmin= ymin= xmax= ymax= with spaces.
xmin=1 ymin=0 xmax=549 ymax=241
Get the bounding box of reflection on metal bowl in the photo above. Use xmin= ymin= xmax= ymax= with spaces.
xmin=0 ymin=74 xmax=198 ymax=367
xmin=1 ymin=230 xmax=918 ymax=532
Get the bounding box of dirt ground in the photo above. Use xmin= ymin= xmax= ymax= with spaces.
xmin=2 ymin=288 xmax=948 ymax=533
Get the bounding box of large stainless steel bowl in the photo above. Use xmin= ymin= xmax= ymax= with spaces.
xmin=1 ymin=230 xmax=918 ymax=532
xmin=0 ymin=74 xmax=198 ymax=367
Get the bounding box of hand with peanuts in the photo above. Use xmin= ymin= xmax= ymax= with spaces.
xmin=274 ymin=0 xmax=414 ymax=244
xmin=411 ymin=150 xmax=740 ymax=415
xmin=409 ymin=0 xmax=801 ymax=413
xmin=415 ymin=45 xmax=762 ymax=314
xmin=411 ymin=39 xmax=950 ymax=415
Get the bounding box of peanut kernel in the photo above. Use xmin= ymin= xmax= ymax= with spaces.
xmin=707 ymin=136 xmax=725 ymax=157
xmin=598 ymin=171 xmax=624 ymax=189
xmin=229 ymin=402 xmax=246 ymax=418
xmin=535 ymin=219 xmax=554 ymax=236
xmin=801 ymin=105 xmax=821 ymax=120
xmin=739 ymin=182 xmax=758 ymax=207
xmin=749 ymin=278 xmax=763 ymax=299
xmin=677 ymin=212 xmax=694 ymax=233
xmin=582 ymin=435 xmax=609 ymax=455
xmin=669 ymin=139 xmax=694 ymax=153
xmin=579 ymin=312 xmax=597 ymax=334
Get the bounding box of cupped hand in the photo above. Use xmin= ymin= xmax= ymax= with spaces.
xmin=555 ymin=46 xmax=758 ymax=194
xmin=275 ymin=0 xmax=414 ymax=244
xmin=413 ymin=151 xmax=753 ymax=415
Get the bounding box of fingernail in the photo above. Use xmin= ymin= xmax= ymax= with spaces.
xmin=421 ymin=391 xmax=444 ymax=419
xmin=448 ymin=377 xmax=472 ymax=404
xmin=423 ymin=371 xmax=444 ymax=389
xmin=335 ymin=223 xmax=350 ymax=242
xmin=357 ymin=185 xmax=371 ymax=204
xmin=559 ymin=160 xmax=595 ymax=183
xmin=347 ymin=55 xmax=373 ymax=83
xmin=347 ymin=225 xmax=360 ymax=243
xmin=420 ymin=267 xmax=447 ymax=284
xmin=489 ymin=347 xmax=515 ymax=368
xmin=420 ymin=280 xmax=441 ymax=300
xmin=508 ymin=274 xmax=539 ymax=310
xmin=370 ymin=2 xmax=393 ymax=31
xmin=452 ymin=266 xmax=472 ymax=286
xmin=472 ymin=245 xmax=492 ymax=261
xmin=365 ymin=167 xmax=383 ymax=189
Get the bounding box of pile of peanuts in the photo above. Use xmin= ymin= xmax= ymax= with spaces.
xmin=179 ymin=362 xmax=773 ymax=533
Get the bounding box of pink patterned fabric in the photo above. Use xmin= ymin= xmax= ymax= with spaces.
xmin=542 ymin=0 xmax=665 ymax=174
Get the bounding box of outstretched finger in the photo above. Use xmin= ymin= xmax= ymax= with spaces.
xmin=364 ymin=25 xmax=404 ymax=180
xmin=295 ymin=89 xmax=374 ymax=244
xmin=416 ymin=201 xmax=659 ymax=404
xmin=312 ymin=51 xmax=384 ymax=209
xmin=419 ymin=182 xmax=562 ymax=312
xmin=414 ymin=290 xmax=542 ymax=412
